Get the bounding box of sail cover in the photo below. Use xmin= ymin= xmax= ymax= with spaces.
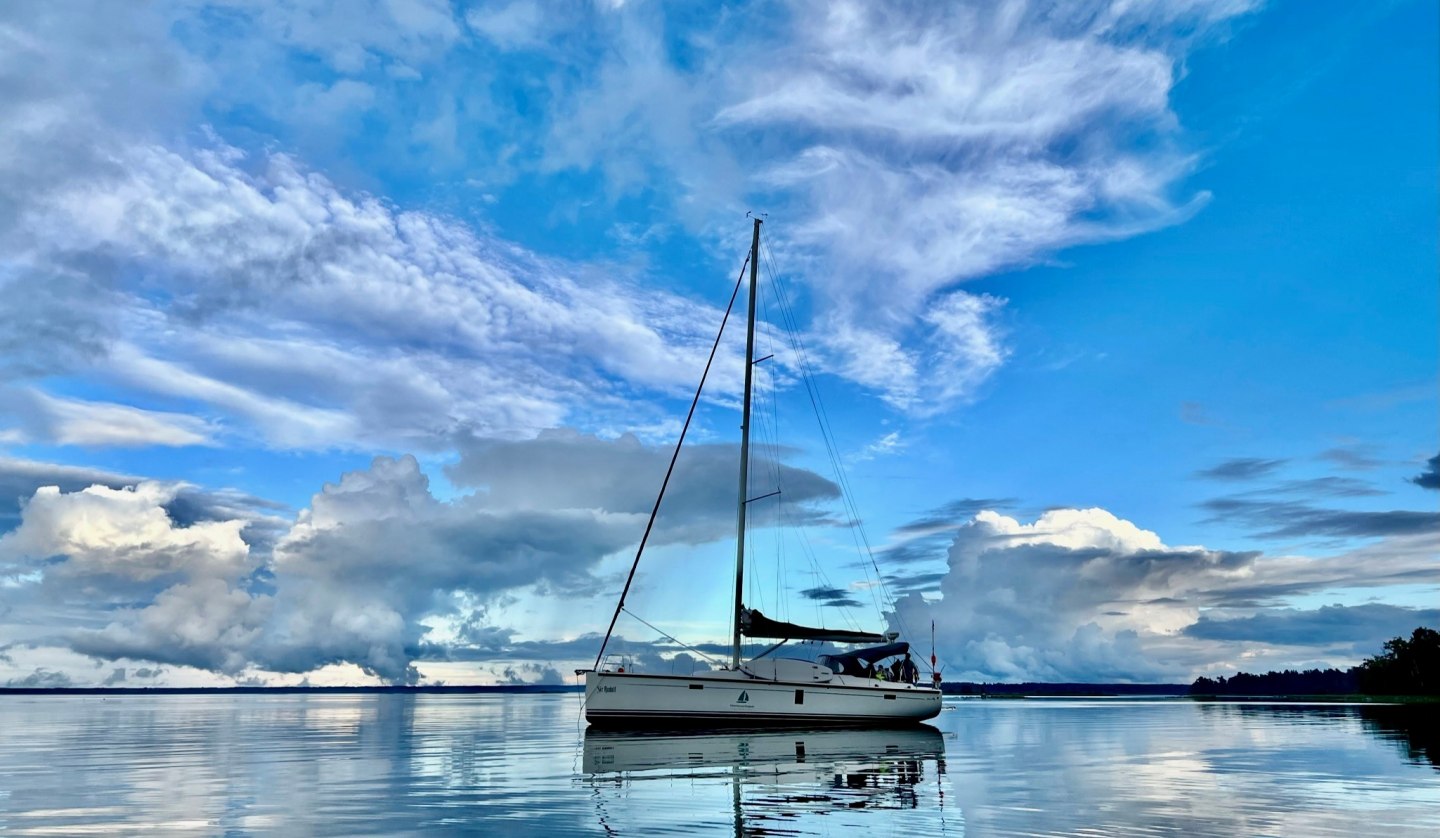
xmin=740 ymin=608 xmax=888 ymax=644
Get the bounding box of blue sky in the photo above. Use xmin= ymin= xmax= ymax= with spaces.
xmin=0 ymin=0 xmax=1434 ymax=687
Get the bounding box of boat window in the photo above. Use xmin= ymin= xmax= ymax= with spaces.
xmin=794 ymin=689 xmax=804 ymax=705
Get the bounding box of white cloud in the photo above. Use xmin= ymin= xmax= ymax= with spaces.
xmin=0 ymin=387 xmax=216 ymax=447
xmin=538 ymin=0 xmax=1248 ymax=411
xmin=1 ymin=432 xmax=846 ymax=683
xmin=5 ymin=135 xmax=750 ymax=448
xmin=857 ymin=431 xmax=905 ymax=461
xmin=0 ymin=482 xmax=251 ymax=584
xmin=892 ymin=506 xmax=1440 ymax=682
xmin=0 ymin=0 xmax=1257 ymax=435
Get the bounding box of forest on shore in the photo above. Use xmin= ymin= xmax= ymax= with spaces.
xmin=1191 ymin=627 xmax=1439 ymax=697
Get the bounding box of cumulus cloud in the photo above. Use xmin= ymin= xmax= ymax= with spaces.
xmin=0 ymin=481 xmax=252 ymax=587
xmin=4 ymin=434 xmax=840 ymax=684
xmin=5 ymin=668 xmax=73 ymax=689
xmin=891 ymin=505 xmax=1440 ymax=682
xmin=258 ymin=453 xmax=644 ymax=681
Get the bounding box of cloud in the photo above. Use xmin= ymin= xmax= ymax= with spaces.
xmin=0 ymin=0 xmax=1261 ymax=434
xmin=1195 ymin=457 xmax=1288 ymax=481
xmin=1185 ymin=604 xmax=1440 ymax=651
xmin=0 ymin=2 xmax=753 ymax=450
xmin=800 ymin=585 xmax=864 ymax=609
xmin=892 ymin=498 xmax=1020 ymax=537
xmin=0 ymin=481 xmax=253 ymax=587
xmin=877 ymin=496 xmax=1020 ymax=570
xmin=496 ymin=662 xmax=565 ymax=686
xmin=535 ymin=0 xmax=1253 ymax=413
xmin=1318 ymin=444 xmax=1384 ymax=471
xmin=890 ymin=505 xmax=1440 ymax=682
xmin=4 ymin=133 xmax=755 ymax=449
xmin=446 ymin=429 xmax=842 ymax=544
xmin=13 ymin=433 xmax=836 ymax=684
xmin=856 ymin=431 xmax=905 ymax=461
xmin=1200 ymin=497 xmax=1439 ymax=540
xmin=5 ymin=668 xmax=72 ymax=688
xmin=1411 ymin=453 xmax=1440 ymax=490
xmin=0 ymin=387 xmax=216 ymax=447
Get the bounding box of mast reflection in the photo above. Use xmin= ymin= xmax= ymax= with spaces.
xmin=581 ymin=726 xmax=947 ymax=835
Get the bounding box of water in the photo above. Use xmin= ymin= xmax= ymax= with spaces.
xmin=0 ymin=694 xmax=1435 ymax=836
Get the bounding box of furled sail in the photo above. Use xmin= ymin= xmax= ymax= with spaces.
xmin=740 ymin=607 xmax=888 ymax=644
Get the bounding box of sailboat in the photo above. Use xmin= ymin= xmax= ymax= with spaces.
xmin=578 ymin=218 xmax=943 ymax=727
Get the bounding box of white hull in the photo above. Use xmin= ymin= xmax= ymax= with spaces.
xmin=582 ymin=668 xmax=942 ymax=727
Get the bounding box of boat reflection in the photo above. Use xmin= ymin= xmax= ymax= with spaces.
xmin=582 ymin=726 xmax=947 ymax=834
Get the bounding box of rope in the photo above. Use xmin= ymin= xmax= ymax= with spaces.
xmin=591 ymin=255 xmax=749 ymax=669
xmin=623 ymin=608 xmax=725 ymax=669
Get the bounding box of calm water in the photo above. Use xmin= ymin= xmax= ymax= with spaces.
xmin=0 ymin=694 xmax=1435 ymax=836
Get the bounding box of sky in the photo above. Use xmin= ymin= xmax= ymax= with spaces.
xmin=0 ymin=0 xmax=1435 ymax=688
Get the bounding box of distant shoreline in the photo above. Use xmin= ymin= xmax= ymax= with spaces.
xmin=3 ymin=684 xmax=1432 ymax=701
xmin=0 ymin=684 xmax=583 ymax=696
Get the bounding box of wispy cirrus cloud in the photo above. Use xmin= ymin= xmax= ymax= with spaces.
xmin=533 ymin=0 xmax=1256 ymax=412
xmin=0 ymin=388 xmax=216 ymax=448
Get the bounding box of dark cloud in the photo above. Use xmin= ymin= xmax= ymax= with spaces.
xmin=1185 ymin=604 xmax=1440 ymax=650
xmin=1261 ymin=477 xmax=1384 ymax=499
xmin=447 ymin=429 xmax=842 ymax=545
xmin=1318 ymin=445 xmax=1384 ymax=471
xmin=799 ymin=585 xmax=863 ymax=608
xmin=1201 ymin=497 xmax=1439 ymax=539
xmin=1412 ymin=453 xmax=1440 ymax=491
xmin=876 ymin=498 xmax=1019 ymax=570
xmin=877 ymin=540 xmax=949 ymax=565
xmin=883 ymin=571 xmax=946 ymax=594
xmin=892 ymin=498 xmax=1017 ymax=535
xmin=5 ymin=668 xmax=73 ymax=688
xmin=1194 ymin=458 xmax=1287 ymax=481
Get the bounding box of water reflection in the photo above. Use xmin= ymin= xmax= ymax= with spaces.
xmin=1357 ymin=705 xmax=1438 ymax=770
xmin=581 ymin=726 xmax=947 ymax=835
xmin=1 ymin=695 xmax=1437 ymax=836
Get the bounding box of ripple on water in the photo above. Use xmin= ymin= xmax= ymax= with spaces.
xmin=0 ymin=695 xmax=1436 ymax=835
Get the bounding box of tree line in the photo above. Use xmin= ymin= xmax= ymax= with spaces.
xmin=1191 ymin=626 xmax=1439 ymax=696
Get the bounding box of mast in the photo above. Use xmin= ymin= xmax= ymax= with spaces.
xmin=732 ymin=217 xmax=762 ymax=669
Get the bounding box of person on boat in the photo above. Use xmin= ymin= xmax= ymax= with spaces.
xmin=888 ymin=659 xmax=903 ymax=682
xmin=901 ymin=653 xmax=918 ymax=685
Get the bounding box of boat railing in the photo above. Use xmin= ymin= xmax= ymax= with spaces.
xmin=598 ymin=653 xmax=634 ymax=674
